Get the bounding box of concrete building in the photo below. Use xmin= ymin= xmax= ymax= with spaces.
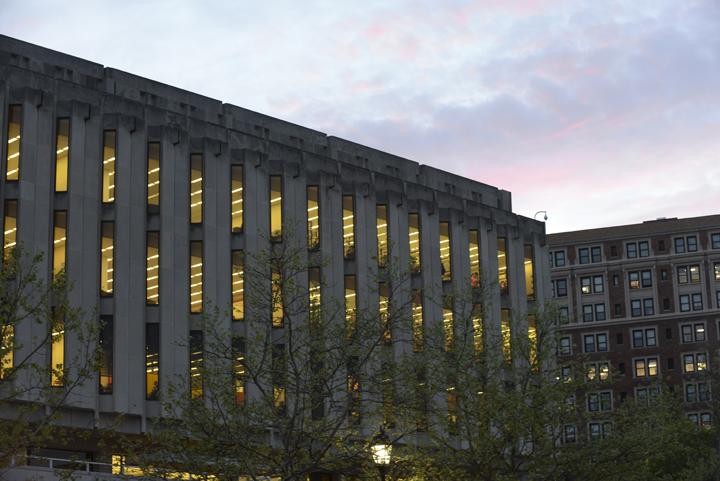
xmin=0 ymin=35 xmax=547 ymax=478
xmin=549 ymin=215 xmax=720 ymax=437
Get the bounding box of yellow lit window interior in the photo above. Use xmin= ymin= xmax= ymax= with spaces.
xmin=146 ymin=232 xmax=159 ymax=304
xmin=50 ymin=313 xmax=64 ymax=387
xmin=473 ymin=304 xmax=483 ymax=353
xmin=440 ymin=222 xmax=451 ymax=282
xmin=102 ymin=130 xmax=116 ymax=203
xmin=379 ymin=282 xmax=390 ymax=342
xmin=443 ymin=297 xmax=454 ymax=351
xmin=412 ymin=290 xmax=423 ymax=352
xmin=145 ymin=323 xmax=159 ymax=400
xmin=231 ymin=165 xmax=243 ymax=232
xmin=147 ymin=142 xmax=160 ymax=207
xmin=1 ymin=324 xmax=13 ymax=380
xmin=376 ymin=205 xmax=388 ymax=267
xmin=345 ymin=275 xmax=356 ymax=337
xmin=232 ymin=250 xmax=244 ymax=321
xmin=53 ymin=211 xmax=67 ymax=277
xmin=100 ymin=222 xmax=114 ymax=295
xmin=501 ymin=308 xmax=512 ymax=363
xmin=528 ymin=314 xmax=537 ymax=367
xmin=190 ymin=154 xmax=203 ymax=224
xmin=409 ymin=213 xmax=421 ymax=273
xmin=272 ymin=268 xmax=283 ymax=327
xmin=233 ymin=337 xmax=245 ymax=406
xmin=190 ymin=241 xmax=203 ymax=313
xmin=54 ymin=118 xmax=70 ymax=192
xmin=524 ymin=244 xmax=535 ymax=300
xmin=447 ymin=387 xmax=458 ymax=428
xmin=270 ymin=175 xmax=282 ymax=241
xmin=343 ymin=195 xmax=355 ymax=258
xmin=3 ymin=200 xmax=18 ymax=262
xmin=469 ymin=229 xmax=480 ymax=288
xmin=309 ymin=267 xmax=321 ymax=321
xmin=307 ymin=186 xmax=320 ymax=249
xmin=6 ymin=105 xmax=21 ymax=181
xmin=189 ymin=331 xmax=203 ymax=399
xmin=498 ymin=238 xmax=508 ymax=294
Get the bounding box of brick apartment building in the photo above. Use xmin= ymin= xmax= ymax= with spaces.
xmin=549 ymin=215 xmax=720 ymax=431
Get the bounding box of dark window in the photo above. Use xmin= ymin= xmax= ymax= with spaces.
xmin=658 ymin=239 xmax=666 ymax=251
xmin=711 ymin=233 xmax=720 ymax=250
xmin=618 ymin=362 xmax=625 ymax=374
xmin=591 ymin=246 xmax=601 ymax=263
xmin=675 ymin=237 xmax=686 ymax=253
xmin=616 ymin=333 xmax=623 ymax=344
xmin=99 ymin=316 xmax=113 ymax=394
xmin=554 ymin=251 xmax=566 ymax=267
xmin=679 ymin=294 xmax=690 ymax=312
xmin=559 ymin=337 xmax=572 ymax=356
xmin=626 ymin=243 xmax=638 ymax=259
xmin=638 ymin=241 xmax=650 ymax=257
xmin=145 ymin=323 xmax=160 ymax=401
xmin=631 ymin=300 xmax=642 ymax=317
xmin=610 ymin=245 xmax=618 ymax=257
xmin=578 ymin=248 xmax=590 ymax=265
xmin=643 ymin=298 xmax=654 ymax=316
xmin=595 ymin=304 xmax=606 ymax=321
xmin=612 ymin=274 xmax=619 ymax=286
xmin=632 ymin=329 xmax=644 ymax=348
xmin=661 ymin=269 xmax=668 ymax=281
xmin=667 ymin=357 xmax=674 ymax=370
xmin=554 ymin=279 xmax=568 ymax=298
xmin=692 ymin=293 xmax=703 ymax=311
xmin=687 ymin=236 xmax=698 ymax=252
xmin=662 ymin=298 xmax=670 ymax=311
xmin=641 ymin=270 xmax=652 ymax=288
xmin=614 ymin=303 xmax=621 ymax=316
xmin=583 ymin=304 xmax=594 ymax=322
xmin=593 ymin=275 xmax=604 ymax=293
xmin=665 ymin=327 xmax=672 ymax=340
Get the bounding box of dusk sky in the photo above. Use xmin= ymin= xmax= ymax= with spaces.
xmin=2 ymin=0 xmax=718 ymax=233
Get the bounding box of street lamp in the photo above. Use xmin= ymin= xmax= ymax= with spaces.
xmin=534 ymin=210 xmax=548 ymax=221
xmin=371 ymin=428 xmax=392 ymax=481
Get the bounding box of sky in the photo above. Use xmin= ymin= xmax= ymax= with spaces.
xmin=2 ymin=0 xmax=719 ymax=233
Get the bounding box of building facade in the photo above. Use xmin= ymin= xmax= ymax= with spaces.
xmin=549 ymin=215 xmax=720 ymax=435
xmin=0 ymin=35 xmax=547 ymax=476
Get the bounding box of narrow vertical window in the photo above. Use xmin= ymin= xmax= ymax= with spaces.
xmin=1 ymin=324 xmax=13 ymax=380
xmin=145 ymin=323 xmax=160 ymax=400
xmin=5 ymin=105 xmax=21 ymax=181
xmin=347 ymin=356 xmax=361 ymax=423
xmin=412 ymin=289 xmax=423 ymax=352
xmin=447 ymin=387 xmax=458 ymax=431
xmin=52 ymin=211 xmax=67 ymax=277
xmin=443 ymin=296 xmax=454 ymax=351
xmin=3 ymin=200 xmax=18 ymax=262
xmin=345 ymin=275 xmax=356 ymax=338
xmin=524 ymin=244 xmax=535 ymax=300
xmin=100 ymin=222 xmax=114 ymax=295
xmin=408 ymin=213 xmax=421 ymax=274
xmin=102 ymin=130 xmax=116 ymax=203
xmin=270 ymin=176 xmax=283 ymax=242
xmin=189 ymin=330 xmax=203 ymax=399
xmin=343 ymin=196 xmax=355 ymax=259
xmin=147 ymin=143 xmax=160 ymax=207
xmin=440 ymin=222 xmax=451 ymax=282
xmin=231 ymin=165 xmax=244 ymax=232
xmin=498 ymin=238 xmax=508 ymax=295
xmin=54 ymin=118 xmax=70 ymax=192
xmin=472 ymin=304 xmax=483 ymax=353
xmin=272 ymin=344 xmax=287 ymax=412
xmin=189 ymin=241 xmax=203 ymax=313
xmin=528 ymin=315 xmax=537 ymax=368
xmin=379 ymin=282 xmax=390 ymax=343
xmin=501 ymin=308 xmax=512 ymax=363
xmin=99 ymin=316 xmax=113 ymax=394
xmin=469 ymin=230 xmax=480 ymax=288
xmin=232 ymin=250 xmax=244 ymax=321
xmin=307 ymin=186 xmax=320 ymax=249
xmin=376 ymin=205 xmax=388 ymax=267
xmin=146 ymin=232 xmax=160 ymax=304
xmin=190 ymin=154 xmax=203 ymax=224
xmin=272 ymin=267 xmax=283 ymax=327
xmin=232 ymin=336 xmax=245 ymax=406
xmin=50 ymin=309 xmax=64 ymax=387
xmin=308 ymin=267 xmax=321 ymax=321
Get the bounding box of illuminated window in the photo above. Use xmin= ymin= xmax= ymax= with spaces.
xmin=54 ymin=118 xmax=70 ymax=192
xmin=1 ymin=324 xmax=13 ymax=380
xmin=272 ymin=267 xmax=283 ymax=327
xmin=379 ymin=282 xmax=390 ymax=343
xmin=232 ymin=250 xmax=244 ymax=321
xmin=189 ymin=330 xmax=203 ymax=399
xmin=473 ymin=304 xmax=483 ymax=353
xmin=101 ymin=130 xmax=116 ymax=203
xmin=501 ymin=308 xmax=511 ymax=363
xmin=376 ymin=205 xmax=388 ymax=267
xmin=498 ymin=238 xmax=508 ymax=295
xmin=469 ymin=229 xmax=480 ymax=288
xmin=345 ymin=275 xmax=356 ymax=338
xmin=231 ymin=165 xmax=244 ymax=232
xmin=447 ymin=387 xmax=458 ymax=431
xmin=6 ymin=105 xmax=21 ymax=181
xmin=342 ymin=195 xmax=355 ymax=259
xmin=528 ymin=315 xmax=537 ymax=367
xmin=347 ymin=356 xmax=361 ymax=423
xmin=146 ymin=232 xmax=159 ymax=305
xmin=439 ymin=222 xmax=451 ymax=282
xmin=189 ymin=241 xmax=203 ymax=313
xmin=147 ymin=142 xmax=160 ymax=207
xmin=307 ymin=186 xmax=320 ymax=249
xmin=412 ymin=289 xmax=423 ymax=352
xmin=190 ymin=154 xmax=203 ymax=224
xmin=309 ymin=267 xmax=321 ymax=321
xmin=408 ymin=213 xmax=421 ymax=274
xmin=52 ymin=211 xmax=67 ymax=277
xmin=50 ymin=309 xmax=64 ymax=387
xmin=524 ymin=244 xmax=535 ymax=300
xmin=443 ymin=297 xmax=454 ymax=351
xmin=99 ymin=316 xmax=113 ymax=394
xmin=100 ymin=222 xmax=114 ymax=295
xmin=145 ymin=323 xmax=160 ymax=400
xmin=270 ymin=176 xmax=283 ymax=242
xmin=3 ymin=200 xmax=18 ymax=262
xmin=232 ymin=336 xmax=245 ymax=406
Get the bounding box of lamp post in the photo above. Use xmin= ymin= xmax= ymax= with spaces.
xmin=534 ymin=210 xmax=548 ymax=221
xmin=371 ymin=428 xmax=392 ymax=481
